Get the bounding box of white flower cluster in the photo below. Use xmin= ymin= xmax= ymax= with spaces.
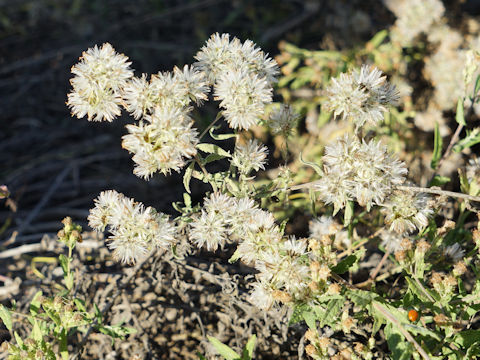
xmin=230 ymin=139 xmax=268 ymax=175
xmin=314 ymin=134 xmax=407 ymax=212
xmin=195 ymin=33 xmax=278 ymax=130
xmin=123 ymin=65 xmax=210 ymax=120
xmin=384 ymin=0 xmax=445 ymax=46
xmin=380 ymin=190 xmax=433 ymax=234
xmin=189 ymin=193 xmax=320 ymax=310
xmin=68 ymin=35 xmax=280 ymax=178
xmin=67 ymin=43 xmax=134 ymax=122
xmin=324 ymin=65 xmax=399 ymax=129
xmin=88 ymin=190 xmax=176 ymax=264
xmin=189 ymin=193 xmax=279 ymax=252
xmin=121 ymin=107 xmax=199 ymax=178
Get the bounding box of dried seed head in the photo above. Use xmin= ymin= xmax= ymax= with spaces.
xmin=305 ymin=329 xmax=318 ymax=342
xmin=395 ymin=249 xmax=407 ymax=262
xmin=453 ymin=261 xmax=467 ymax=277
xmin=318 ymin=336 xmax=330 ymax=351
xmin=327 ymin=283 xmax=342 ymax=295
xmin=416 ymin=239 xmax=431 ymax=255
xmin=305 ymin=344 xmax=318 ymax=357
xmin=400 ymin=238 xmax=413 ymax=251
xmin=272 ymin=290 xmax=292 ymax=304
xmin=433 ymin=313 xmax=449 ymax=326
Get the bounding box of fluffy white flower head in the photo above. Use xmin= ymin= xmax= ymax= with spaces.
xmin=315 ymin=135 xmax=407 ymax=212
xmin=381 ymin=190 xmax=433 ymax=234
xmin=231 ymin=139 xmax=268 ymax=175
xmin=194 ymin=33 xmax=279 ymax=85
xmin=324 ymin=65 xmax=399 ymax=129
xmin=67 ymin=43 xmax=133 ymax=122
xmin=88 ymin=190 xmax=177 ymax=264
xmin=214 ymin=69 xmax=273 ymax=130
xmin=121 ymin=106 xmax=199 ymax=179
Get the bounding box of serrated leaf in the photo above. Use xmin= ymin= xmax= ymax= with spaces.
xmin=196 ymin=143 xmax=231 ymax=158
xmin=0 ymin=304 xmax=12 ymax=330
xmin=455 ymin=98 xmax=466 ymax=126
xmin=183 ymin=162 xmax=194 ymax=193
xmin=208 ymin=336 xmax=241 ymax=360
xmin=431 ymin=122 xmax=443 ymax=170
xmin=316 ymin=298 xmax=343 ymax=327
xmin=404 ymin=323 xmax=442 ymax=341
xmin=347 ymin=289 xmax=375 ymax=307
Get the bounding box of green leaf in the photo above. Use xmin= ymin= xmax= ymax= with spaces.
xmin=289 ymin=304 xmax=310 ymax=325
xmin=59 ymin=254 xmax=69 ymax=275
xmin=430 ymin=122 xmax=443 ymax=170
xmin=30 ymin=291 xmax=43 ymax=316
xmin=453 ymin=128 xmax=480 ymax=153
xmin=197 ymin=353 xmax=208 ymax=360
xmin=241 ymin=335 xmax=256 ymax=360
xmin=474 ymin=74 xmax=480 ymax=97
xmin=454 ymin=330 xmax=480 ymax=348
xmin=299 ymin=152 xmax=322 ymax=176
xmin=429 ymin=175 xmax=450 ymax=187
xmin=368 ymin=29 xmax=388 ymax=48
xmin=208 ymin=336 xmax=241 ymax=360
xmin=14 ymin=331 xmax=23 ymax=347
xmin=455 ymin=98 xmax=466 ymax=126
xmin=385 ymin=323 xmax=413 ymax=360
xmin=347 ymin=289 xmax=376 ymax=307
xmin=196 ymin=143 xmax=231 ymax=158
xmin=74 ymin=299 xmax=86 ymax=313
xmin=331 ymin=255 xmax=357 ymax=274
xmin=0 ymin=304 xmax=12 ymax=331
xmin=209 ymin=126 xmax=237 ymax=140
xmin=31 ymin=319 xmax=42 ymax=342
xmin=302 ymin=311 xmax=316 ymax=329
xmin=204 ymin=153 xmax=229 ymax=164
xmin=183 ymin=162 xmax=194 ymax=193
xmin=315 ymin=298 xmax=343 ymax=327
xmin=404 ymin=323 xmax=442 ymax=341
xmin=59 ymin=328 xmax=68 ymax=360
xmin=97 ymin=324 xmax=137 ymax=344
xmin=343 ymin=200 xmax=354 ymax=226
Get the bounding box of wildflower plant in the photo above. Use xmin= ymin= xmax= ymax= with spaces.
xmin=13 ymin=30 xmax=479 ymax=359
xmin=0 ymin=218 xmax=135 ymax=359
